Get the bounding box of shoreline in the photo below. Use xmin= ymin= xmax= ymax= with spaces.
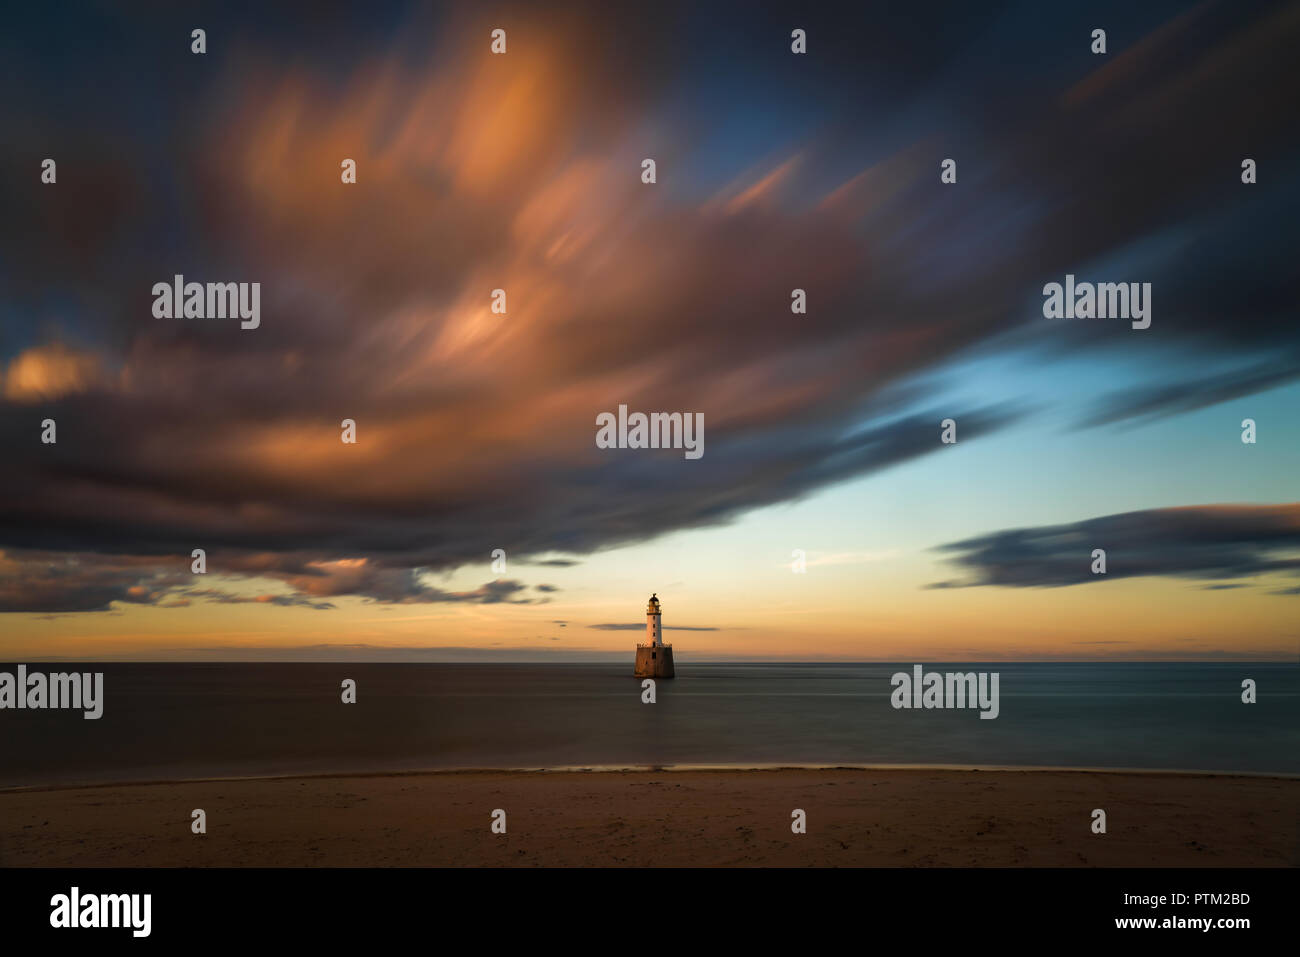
xmin=2 ymin=762 xmax=1299 ymax=795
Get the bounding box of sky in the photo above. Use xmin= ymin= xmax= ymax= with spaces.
xmin=1 ymin=0 xmax=1297 ymax=661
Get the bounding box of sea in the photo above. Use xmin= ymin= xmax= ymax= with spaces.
xmin=0 ymin=661 xmax=1296 ymax=788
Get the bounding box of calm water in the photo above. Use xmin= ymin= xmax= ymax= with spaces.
xmin=0 ymin=662 xmax=1296 ymax=787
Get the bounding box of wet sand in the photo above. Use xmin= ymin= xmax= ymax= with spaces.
xmin=1 ymin=768 xmax=1295 ymax=867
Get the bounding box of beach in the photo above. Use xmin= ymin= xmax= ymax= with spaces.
xmin=1 ymin=768 xmax=1295 ymax=867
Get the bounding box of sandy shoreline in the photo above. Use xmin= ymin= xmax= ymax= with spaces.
xmin=1 ymin=768 xmax=1295 ymax=867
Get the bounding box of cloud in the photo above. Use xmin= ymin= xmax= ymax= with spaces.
xmin=184 ymin=589 xmax=337 ymax=611
xmin=0 ymin=2 xmax=1297 ymax=610
xmin=0 ymin=13 xmax=1039 ymax=581
xmin=0 ymin=550 xmax=190 ymax=613
xmin=930 ymin=504 xmax=1300 ymax=589
xmin=1080 ymin=361 xmax=1300 ymax=429
xmin=0 ymin=549 xmax=556 ymax=613
xmin=2 ymin=344 xmax=107 ymax=402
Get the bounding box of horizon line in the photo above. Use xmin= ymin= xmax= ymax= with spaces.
xmin=7 ymin=656 xmax=1297 ymax=664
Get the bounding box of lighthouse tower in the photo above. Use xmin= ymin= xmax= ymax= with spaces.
xmin=633 ymin=593 xmax=675 ymax=678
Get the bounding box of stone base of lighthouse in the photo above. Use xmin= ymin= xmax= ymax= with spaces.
xmin=634 ymin=644 xmax=675 ymax=678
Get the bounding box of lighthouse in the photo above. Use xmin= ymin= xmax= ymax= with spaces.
xmin=633 ymin=593 xmax=675 ymax=678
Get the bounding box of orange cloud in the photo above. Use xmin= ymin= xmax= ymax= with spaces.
xmin=2 ymin=343 xmax=105 ymax=402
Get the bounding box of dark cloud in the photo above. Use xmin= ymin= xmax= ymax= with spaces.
xmin=0 ymin=548 xmax=555 ymax=613
xmin=931 ymin=504 xmax=1300 ymax=589
xmin=0 ymin=552 xmax=190 ymax=613
xmin=185 ymin=589 xmax=337 ymax=611
xmin=1080 ymin=361 xmax=1300 ymax=429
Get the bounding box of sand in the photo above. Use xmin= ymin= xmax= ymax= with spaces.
xmin=0 ymin=768 xmax=1295 ymax=867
